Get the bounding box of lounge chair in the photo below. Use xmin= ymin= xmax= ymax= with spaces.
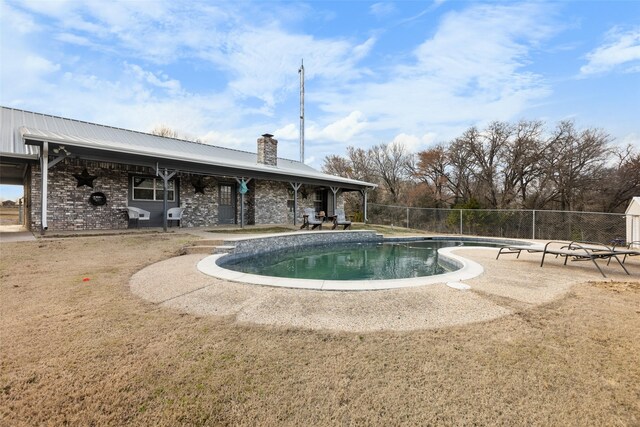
xmin=332 ymin=209 xmax=352 ymax=230
xmin=572 ymin=240 xmax=640 ymax=265
xmin=127 ymin=206 xmax=150 ymax=228
xmin=167 ymin=207 xmax=185 ymax=227
xmin=610 ymin=240 xmax=640 ymax=264
xmin=300 ymin=207 xmax=323 ymax=230
xmin=496 ymin=240 xmax=630 ymax=278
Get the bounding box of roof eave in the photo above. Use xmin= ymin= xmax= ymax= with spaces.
xmin=20 ymin=130 xmax=377 ymax=189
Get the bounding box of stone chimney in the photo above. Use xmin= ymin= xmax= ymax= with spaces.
xmin=257 ymin=133 xmax=278 ymax=166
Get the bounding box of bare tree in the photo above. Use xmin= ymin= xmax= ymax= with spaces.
xmin=446 ymin=137 xmax=475 ymax=205
xmin=501 ymin=120 xmax=546 ymax=208
xmin=323 ymin=119 xmax=624 ymax=214
xmin=347 ymin=146 xmax=377 ymax=183
xmin=459 ymin=122 xmax=512 ymax=208
xmin=540 ymin=121 xmax=611 ymax=210
xmin=322 ymin=155 xmax=353 ymax=178
xmin=150 ymin=124 xmax=203 ymax=143
xmin=150 ymin=124 xmax=180 ymax=138
xmin=369 ymin=143 xmax=412 ymax=204
xmin=411 ymin=144 xmax=451 ymax=207
xmin=596 ymin=144 xmax=640 ymax=212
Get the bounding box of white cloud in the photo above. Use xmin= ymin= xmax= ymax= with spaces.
xmin=204 ymin=25 xmax=373 ymax=109
xmin=198 ymin=130 xmax=245 ymax=148
xmin=580 ymin=27 xmax=640 ymax=76
xmin=319 ymin=111 xmax=368 ymax=142
xmin=622 ymin=132 xmax=640 ymax=147
xmin=124 ymin=63 xmax=183 ymax=95
xmin=55 ymin=32 xmax=93 ymax=47
xmin=370 ymin=3 xmax=396 ymax=18
xmin=315 ymin=2 xmax=556 ymax=140
xmin=24 ymin=55 xmax=60 ymax=74
xmin=392 ymin=133 xmax=421 ymax=151
xmin=9 ymin=0 xmax=635 ymax=173
xmin=274 ymin=123 xmax=299 ymax=140
xmin=391 ymin=132 xmax=438 ymax=152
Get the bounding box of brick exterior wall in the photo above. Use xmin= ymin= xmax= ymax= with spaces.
xmin=179 ymin=175 xmax=219 ymax=227
xmin=29 ymin=159 xmax=130 ymax=231
xmin=27 ymin=158 xmax=349 ymax=231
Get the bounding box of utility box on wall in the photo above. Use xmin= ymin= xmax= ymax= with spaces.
xmin=626 ymin=197 xmax=640 ymax=248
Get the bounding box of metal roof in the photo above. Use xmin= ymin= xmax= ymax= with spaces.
xmin=1 ymin=106 xmax=375 ymax=189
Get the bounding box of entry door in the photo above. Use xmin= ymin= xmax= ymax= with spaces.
xmin=218 ymin=184 xmax=236 ymax=224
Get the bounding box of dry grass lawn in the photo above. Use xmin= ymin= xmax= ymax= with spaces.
xmin=1 ymin=233 xmax=639 ymax=426
xmin=0 ymin=206 xmax=19 ymax=225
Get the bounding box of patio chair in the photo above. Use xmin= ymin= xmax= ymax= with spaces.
xmin=611 ymin=240 xmax=640 ymax=264
xmin=127 ymin=206 xmax=150 ymax=228
xmin=300 ymin=207 xmax=323 ymax=230
xmin=332 ymin=209 xmax=352 ymax=230
xmin=496 ymin=240 xmax=629 ymax=278
xmin=167 ymin=207 xmax=185 ymax=227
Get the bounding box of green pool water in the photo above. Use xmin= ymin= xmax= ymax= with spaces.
xmin=220 ymin=240 xmax=496 ymax=281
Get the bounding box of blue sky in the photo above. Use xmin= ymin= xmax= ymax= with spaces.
xmin=1 ymin=0 xmax=639 ymax=201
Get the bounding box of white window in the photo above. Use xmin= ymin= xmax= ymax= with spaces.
xmin=131 ymin=176 xmax=175 ymax=201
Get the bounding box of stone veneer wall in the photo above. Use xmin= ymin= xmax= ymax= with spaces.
xmin=285 ymin=190 xmax=347 ymax=224
xmin=29 ymin=159 xmax=131 ymax=231
xmin=219 ymin=230 xmax=383 ymax=262
xmin=253 ymin=180 xmax=289 ymax=224
xmin=27 ymin=157 xmax=352 ymax=231
xmin=256 ymin=135 xmax=277 ymax=166
xmin=178 ymin=175 xmax=219 ymax=227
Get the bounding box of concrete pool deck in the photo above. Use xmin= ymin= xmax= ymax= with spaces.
xmin=130 ymin=242 xmax=640 ymax=332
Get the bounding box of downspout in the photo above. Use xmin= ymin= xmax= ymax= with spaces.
xmin=40 ymin=142 xmax=48 ymax=234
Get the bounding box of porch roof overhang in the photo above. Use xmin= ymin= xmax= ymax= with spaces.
xmin=21 ymin=127 xmax=376 ymax=191
xmin=0 ymin=156 xmax=32 ymax=185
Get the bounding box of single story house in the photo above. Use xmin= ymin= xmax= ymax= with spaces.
xmin=0 ymin=106 xmax=376 ymax=233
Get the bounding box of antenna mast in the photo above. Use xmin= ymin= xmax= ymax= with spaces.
xmin=298 ymin=59 xmax=305 ymax=163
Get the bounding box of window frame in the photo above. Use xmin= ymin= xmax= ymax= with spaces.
xmin=313 ymin=190 xmax=324 ymax=212
xmin=131 ymin=176 xmax=176 ymax=202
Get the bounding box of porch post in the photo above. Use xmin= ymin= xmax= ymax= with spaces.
xmin=40 ymin=142 xmax=49 ymax=234
xmin=235 ymin=177 xmax=252 ymax=228
xmin=360 ymin=188 xmax=369 ymax=223
xmin=157 ymin=167 xmax=177 ymax=232
xmin=330 ymin=186 xmax=339 ymax=214
xmin=290 ymin=182 xmax=302 ymax=226
xmin=364 ymin=189 xmax=368 ymax=223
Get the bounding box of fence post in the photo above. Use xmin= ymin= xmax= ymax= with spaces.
xmin=459 ymin=209 xmax=463 ymax=235
xmin=532 ymin=210 xmax=536 ymax=240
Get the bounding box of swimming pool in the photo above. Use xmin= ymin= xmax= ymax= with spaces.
xmin=197 ymin=231 xmax=524 ymax=291
xmin=219 ymin=240 xmax=500 ymax=281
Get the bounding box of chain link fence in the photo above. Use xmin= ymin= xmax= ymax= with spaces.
xmin=367 ymin=203 xmax=628 ymax=243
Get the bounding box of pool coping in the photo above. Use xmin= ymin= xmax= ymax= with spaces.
xmin=196 ymin=233 xmax=527 ymax=290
